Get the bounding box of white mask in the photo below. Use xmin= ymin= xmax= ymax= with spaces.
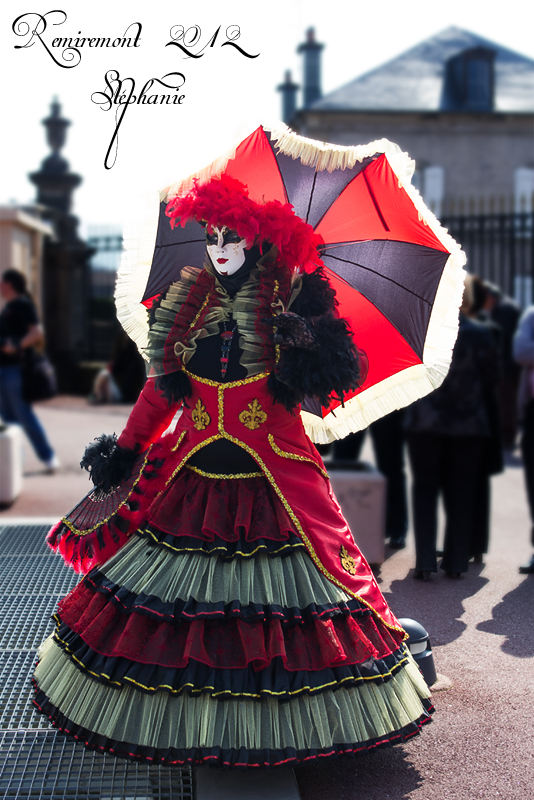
xmin=207 ymin=227 xmax=247 ymax=276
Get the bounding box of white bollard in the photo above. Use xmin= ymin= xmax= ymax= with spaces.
xmin=0 ymin=424 xmax=23 ymax=505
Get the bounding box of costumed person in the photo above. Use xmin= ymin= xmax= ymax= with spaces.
xmin=33 ymin=126 xmax=466 ymax=767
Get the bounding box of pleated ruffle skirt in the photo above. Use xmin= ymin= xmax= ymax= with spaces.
xmin=34 ymin=468 xmax=433 ymax=767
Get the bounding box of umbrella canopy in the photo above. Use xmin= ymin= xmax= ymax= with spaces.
xmin=117 ymin=125 xmax=466 ymax=442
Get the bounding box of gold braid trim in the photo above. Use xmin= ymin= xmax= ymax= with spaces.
xmin=268 ymin=434 xmax=329 ymax=479
xmin=60 ymin=447 xmax=153 ymax=536
xmin=172 ymin=430 xmax=187 ymax=452
xmin=181 ymin=368 xmax=270 ymax=389
xmin=185 ymin=465 xmax=263 ymax=479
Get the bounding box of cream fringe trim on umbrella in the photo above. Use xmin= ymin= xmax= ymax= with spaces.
xmin=115 ymin=189 xmax=161 ymax=362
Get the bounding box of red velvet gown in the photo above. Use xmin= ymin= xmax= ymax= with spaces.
xmin=34 ymin=260 xmax=433 ymax=767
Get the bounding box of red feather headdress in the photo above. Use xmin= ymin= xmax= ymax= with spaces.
xmin=166 ymin=175 xmax=323 ymax=270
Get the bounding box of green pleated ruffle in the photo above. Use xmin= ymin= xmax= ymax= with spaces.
xmin=101 ymin=534 xmax=352 ymax=609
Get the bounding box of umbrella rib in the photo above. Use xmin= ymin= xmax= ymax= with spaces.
xmin=323 ymin=253 xmax=432 ymax=305
xmin=154 ymin=239 xmax=206 ymax=249
xmin=362 ymin=172 xmax=390 ymax=232
xmin=305 ymin=170 xmax=318 ymax=224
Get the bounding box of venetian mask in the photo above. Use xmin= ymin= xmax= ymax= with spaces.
xmin=206 ymin=227 xmax=247 ymax=276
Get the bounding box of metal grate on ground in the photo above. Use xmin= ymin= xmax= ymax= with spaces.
xmin=0 ymin=556 xmax=80 ymax=596
xmin=0 ymin=731 xmax=194 ymax=799
xmin=0 ymin=525 xmax=195 ymax=799
xmin=0 ymin=526 xmax=56 ymax=557
xmin=0 ymin=597 xmax=59 ymax=652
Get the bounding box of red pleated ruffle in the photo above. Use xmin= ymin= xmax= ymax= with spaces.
xmin=57 ymin=581 xmax=403 ymax=671
xmin=147 ymin=468 xmax=296 ymax=543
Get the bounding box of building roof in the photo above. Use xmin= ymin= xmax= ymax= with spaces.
xmin=310 ymin=27 xmax=534 ymax=113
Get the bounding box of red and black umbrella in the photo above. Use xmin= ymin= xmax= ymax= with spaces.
xmin=118 ymin=125 xmax=465 ymax=442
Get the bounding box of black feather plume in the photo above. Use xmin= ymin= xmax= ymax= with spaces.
xmin=80 ymin=434 xmax=139 ymax=493
xmin=155 ymin=370 xmax=192 ymax=406
xmin=269 ymin=314 xmax=361 ymax=411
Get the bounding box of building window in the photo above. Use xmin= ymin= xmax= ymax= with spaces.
xmin=423 ymin=166 xmax=445 ymax=218
xmin=442 ymin=47 xmax=496 ymax=112
xmin=514 ymin=167 xmax=534 ymax=212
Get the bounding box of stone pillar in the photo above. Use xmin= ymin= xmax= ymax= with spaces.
xmin=29 ymin=99 xmax=94 ymax=392
xmin=277 ymin=70 xmax=300 ymax=124
xmin=297 ymin=28 xmax=324 ymax=107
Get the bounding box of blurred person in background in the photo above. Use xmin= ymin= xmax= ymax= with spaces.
xmin=514 ymin=305 xmax=534 ymax=573
xmin=91 ymin=329 xmax=146 ymax=404
xmin=478 ymin=281 xmax=521 ymax=451
xmin=405 ymin=275 xmax=500 ymax=579
xmin=0 ymin=269 xmax=58 ymax=472
xmin=466 ymin=277 xmax=504 ymax=562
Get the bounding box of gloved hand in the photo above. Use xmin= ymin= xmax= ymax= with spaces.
xmin=265 ymin=312 xmax=319 ymax=351
xmin=80 ymin=434 xmax=139 ymax=494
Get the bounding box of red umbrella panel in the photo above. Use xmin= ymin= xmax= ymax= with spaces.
xmin=117 ymin=125 xmax=466 ymax=443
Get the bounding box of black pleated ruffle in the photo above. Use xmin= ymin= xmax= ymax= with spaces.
xmin=84 ymin=568 xmax=369 ymax=625
xmin=138 ymin=524 xmax=306 ymax=559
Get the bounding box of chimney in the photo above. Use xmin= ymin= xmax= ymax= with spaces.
xmin=277 ymin=70 xmax=300 ymax=123
xmin=297 ymin=28 xmax=324 ymax=107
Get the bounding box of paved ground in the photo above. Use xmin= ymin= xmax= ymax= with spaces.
xmin=1 ymin=397 xmax=533 ymax=799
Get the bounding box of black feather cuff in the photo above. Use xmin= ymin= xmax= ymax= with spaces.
xmin=80 ymin=434 xmax=139 ymax=494
xmin=269 ymin=314 xmax=361 ymax=411
xmin=290 ymin=268 xmax=337 ymax=317
xmin=154 ymin=371 xmax=192 ymax=407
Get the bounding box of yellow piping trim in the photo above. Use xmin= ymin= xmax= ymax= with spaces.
xmin=138 ymin=527 xmax=302 ymax=558
xmin=165 ymin=435 xmax=223 ymax=486
xmin=60 ymin=447 xmax=153 ymax=536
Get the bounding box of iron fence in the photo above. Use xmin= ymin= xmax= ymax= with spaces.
xmin=441 ymin=210 xmax=533 ymax=307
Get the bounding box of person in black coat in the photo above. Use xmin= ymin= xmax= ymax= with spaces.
xmin=405 ymin=277 xmax=499 ymax=578
xmin=0 ymin=269 xmax=58 ymax=472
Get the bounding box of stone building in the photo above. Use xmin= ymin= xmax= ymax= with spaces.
xmin=0 ymin=206 xmax=53 ymax=317
xmin=281 ymin=27 xmax=534 ymax=216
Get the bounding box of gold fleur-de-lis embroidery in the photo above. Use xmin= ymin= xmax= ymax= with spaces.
xmin=239 ymin=398 xmax=267 ymax=430
xmin=340 ymin=545 xmax=356 ymax=576
xmin=191 ymin=399 xmax=210 ymax=431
